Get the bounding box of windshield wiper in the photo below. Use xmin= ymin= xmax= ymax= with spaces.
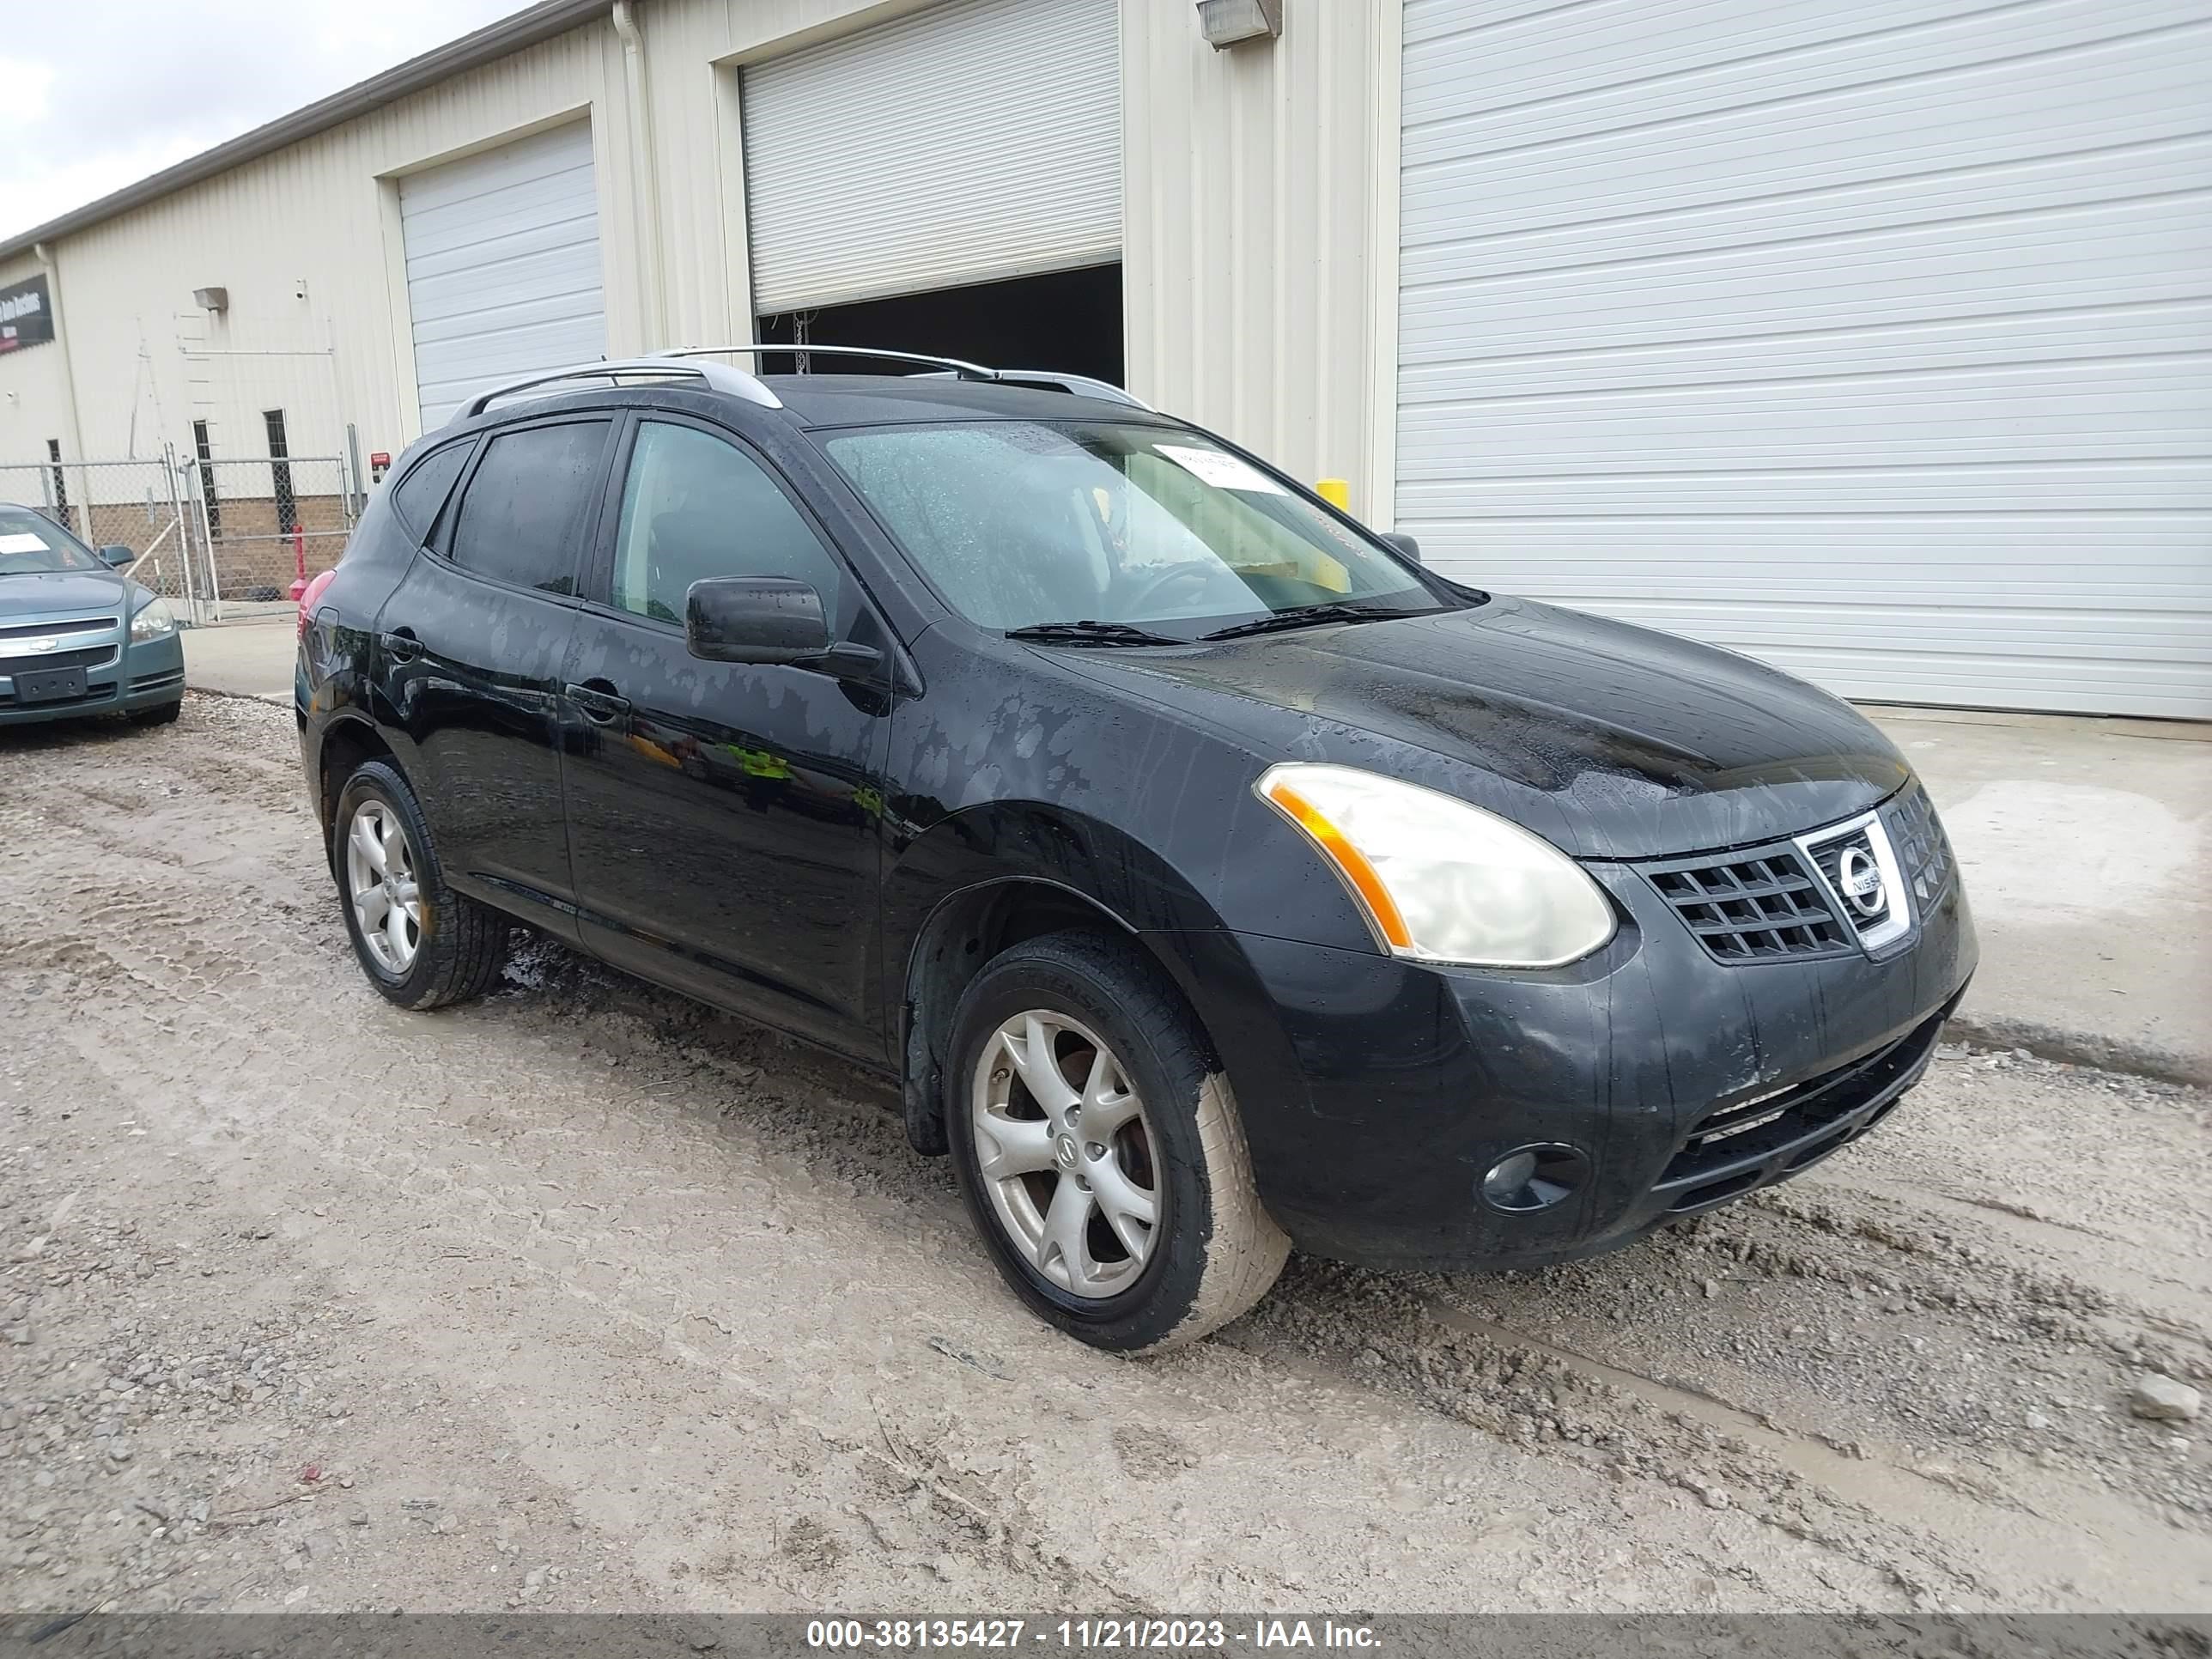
xmin=1200 ymin=602 xmax=1437 ymax=641
xmin=1004 ymin=620 xmax=1184 ymax=647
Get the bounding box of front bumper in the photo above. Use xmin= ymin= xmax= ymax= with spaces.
xmin=1164 ymin=817 xmax=1978 ymax=1273
xmin=0 ymin=628 xmax=184 ymax=726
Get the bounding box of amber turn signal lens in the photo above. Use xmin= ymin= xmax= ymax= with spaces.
xmin=1261 ymin=777 xmax=1413 ymax=951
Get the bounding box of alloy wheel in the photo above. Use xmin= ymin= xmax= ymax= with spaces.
xmin=969 ymin=1010 xmax=1161 ymax=1299
xmin=345 ymin=799 xmax=422 ymax=975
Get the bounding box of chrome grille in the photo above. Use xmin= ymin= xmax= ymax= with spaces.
xmin=1642 ymin=791 xmax=1936 ymax=965
xmin=1886 ymin=785 xmax=1954 ymax=908
xmin=1804 ymin=823 xmax=1886 ymax=941
xmin=0 ymin=616 xmax=116 ymax=641
xmin=1644 ymin=845 xmax=1854 ymax=962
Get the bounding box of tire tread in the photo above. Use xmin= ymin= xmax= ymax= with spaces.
xmin=1172 ymin=1069 xmax=1292 ymax=1346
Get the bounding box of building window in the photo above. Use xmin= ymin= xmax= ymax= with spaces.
xmin=193 ymin=420 xmax=223 ymax=539
xmin=264 ymin=408 xmax=297 ymax=537
xmin=46 ymin=438 xmax=70 ymax=532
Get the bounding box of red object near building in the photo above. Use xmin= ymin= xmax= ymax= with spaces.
xmin=296 ymin=568 xmax=337 ymax=640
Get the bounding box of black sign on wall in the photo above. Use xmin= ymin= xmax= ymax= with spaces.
xmin=0 ymin=274 xmax=56 ymax=354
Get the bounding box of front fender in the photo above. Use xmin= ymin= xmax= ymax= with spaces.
xmin=882 ymin=799 xmax=1227 ymax=1002
xmin=880 ymin=628 xmax=1389 ymax=1159
xmin=881 ymin=802 xmax=1326 ymax=1175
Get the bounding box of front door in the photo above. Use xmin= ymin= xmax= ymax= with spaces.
xmin=377 ymin=415 xmax=614 ymax=939
xmin=557 ymin=414 xmax=892 ymax=1060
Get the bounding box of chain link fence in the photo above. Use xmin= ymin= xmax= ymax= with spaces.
xmin=0 ymin=449 xmax=357 ymax=626
xmin=0 ymin=453 xmax=205 ymax=620
xmin=191 ymin=454 xmax=356 ymax=617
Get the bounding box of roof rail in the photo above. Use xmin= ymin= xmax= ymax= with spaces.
xmin=658 ymin=343 xmax=1000 ymax=381
xmin=945 ymin=368 xmax=1152 ymax=411
xmin=666 ymin=345 xmax=1152 ymax=409
xmin=453 ymin=346 xmax=1152 ymax=427
xmin=452 ymin=356 xmax=782 ymax=424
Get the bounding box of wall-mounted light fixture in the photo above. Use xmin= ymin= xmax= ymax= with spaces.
xmin=192 ymin=286 xmax=228 ymax=313
xmin=1196 ymin=0 xmax=1281 ymax=50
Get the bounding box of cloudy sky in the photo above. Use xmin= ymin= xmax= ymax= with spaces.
xmin=2 ymin=0 xmax=525 ymax=241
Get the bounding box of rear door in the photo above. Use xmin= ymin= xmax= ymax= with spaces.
xmin=377 ymin=414 xmax=614 ymax=938
xmin=557 ymin=411 xmax=894 ymax=1060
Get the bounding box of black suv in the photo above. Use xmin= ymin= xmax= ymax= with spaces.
xmin=298 ymin=346 xmax=1975 ymax=1351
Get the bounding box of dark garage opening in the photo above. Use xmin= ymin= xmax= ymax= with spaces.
xmin=757 ymin=263 xmax=1123 ymax=389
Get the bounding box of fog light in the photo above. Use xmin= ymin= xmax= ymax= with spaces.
xmin=1480 ymin=1144 xmax=1588 ymax=1213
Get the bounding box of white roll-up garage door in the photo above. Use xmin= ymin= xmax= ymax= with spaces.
xmin=741 ymin=0 xmax=1121 ymax=315
xmin=399 ymin=122 xmax=605 ymax=430
xmin=1395 ymin=0 xmax=2212 ymax=718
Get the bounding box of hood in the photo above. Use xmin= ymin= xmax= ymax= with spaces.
xmin=1048 ymin=597 xmax=1910 ymax=860
xmin=0 ymin=570 xmax=133 ymax=622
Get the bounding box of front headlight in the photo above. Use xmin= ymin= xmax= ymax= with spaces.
xmin=130 ymin=598 xmax=175 ymax=641
xmin=1257 ymin=762 xmax=1616 ymax=968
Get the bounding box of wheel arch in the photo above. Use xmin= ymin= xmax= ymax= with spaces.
xmin=316 ymin=714 xmax=398 ymax=862
xmin=888 ymin=803 xmax=1235 ymax=1158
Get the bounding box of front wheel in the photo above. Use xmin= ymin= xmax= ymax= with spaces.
xmin=128 ymin=699 xmax=182 ymax=726
xmin=946 ymin=931 xmax=1289 ymax=1352
xmin=332 ymin=758 xmax=507 ymax=1010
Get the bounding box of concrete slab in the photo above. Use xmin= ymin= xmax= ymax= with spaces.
xmin=1867 ymin=705 xmax=2212 ymax=1082
xmin=182 ymin=617 xmax=295 ymax=704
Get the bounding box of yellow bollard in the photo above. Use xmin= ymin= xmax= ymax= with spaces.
xmin=1314 ymin=477 xmax=1352 ymax=510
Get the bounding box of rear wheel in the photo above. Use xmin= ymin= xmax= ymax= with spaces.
xmin=332 ymin=759 xmax=507 ymax=1010
xmin=946 ymin=931 xmax=1288 ymax=1351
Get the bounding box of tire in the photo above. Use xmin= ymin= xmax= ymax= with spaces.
xmin=945 ymin=930 xmax=1289 ymax=1352
xmin=129 ymin=699 xmax=183 ymax=726
xmin=331 ymin=758 xmax=507 ymax=1011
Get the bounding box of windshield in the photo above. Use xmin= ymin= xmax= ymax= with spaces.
xmin=823 ymin=422 xmax=1447 ymax=637
xmin=0 ymin=507 xmax=101 ymax=576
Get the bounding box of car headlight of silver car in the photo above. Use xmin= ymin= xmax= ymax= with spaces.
xmin=129 ymin=598 xmax=176 ymax=641
xmin=1256 ymin=762 xmax=1616 ymax=968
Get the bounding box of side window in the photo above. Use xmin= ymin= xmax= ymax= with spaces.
xmin=607 ymin=421 xmax=844 ymax=625
xmin=446 ymin=421 xmax=609 ymax=595
xmin=389 ymin=441 xmax=473 ymax=544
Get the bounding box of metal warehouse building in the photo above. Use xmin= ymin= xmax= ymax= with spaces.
xmin=3 ymin=0 xmax=2205 ymax=716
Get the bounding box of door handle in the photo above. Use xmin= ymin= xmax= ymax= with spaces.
xmin=565 ymin=679 xmax=630 ymax=723
xmin=380 ymin=627 xmax=421 ymax=664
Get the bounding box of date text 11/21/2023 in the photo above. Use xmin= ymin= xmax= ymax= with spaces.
xmin=804 ymin=1619 xmax=1382 ymax=1650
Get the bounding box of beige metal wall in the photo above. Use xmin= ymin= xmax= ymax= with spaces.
xmin=0 ymin=0 xmax=1394 ymax=514
xmin=1121 ymin=0 xmax=1395 ymax=518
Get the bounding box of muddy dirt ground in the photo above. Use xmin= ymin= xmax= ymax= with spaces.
xmin=2 ymin=696 xmax=2208 ymax=1614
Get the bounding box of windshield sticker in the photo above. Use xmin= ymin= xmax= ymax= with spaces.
xmin=0 ymin=532 xmax=53 ymax=554
xmin=1155 ymin=444 xmax=1287 ymax=495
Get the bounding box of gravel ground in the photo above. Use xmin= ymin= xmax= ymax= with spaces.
xmin=1 ymin=695 xmax=2208 ymax=1614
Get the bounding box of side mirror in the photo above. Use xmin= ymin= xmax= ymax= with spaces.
xmin=685 ymin=576 xmax=830 ymax=665
xmin=1377 ymin=532 xmax=1421 ymax=565
xmin=98 ymin=544 xmax=135 ymax=568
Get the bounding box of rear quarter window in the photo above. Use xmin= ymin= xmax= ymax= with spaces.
xmin=389 ymin=441 xmax=474 ymax=544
